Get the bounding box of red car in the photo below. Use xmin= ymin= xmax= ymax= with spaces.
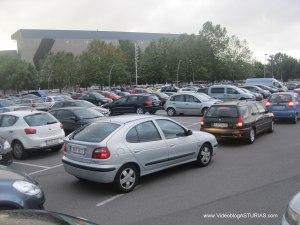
xmin=99 ymin=91 xmax=121 ymax=101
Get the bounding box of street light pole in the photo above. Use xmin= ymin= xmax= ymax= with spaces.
xmin=134 ymin=43 xmax=139 ymax=86
xmin=176 ymin=60 xmax=182 ymax=86
xmin=264 ymin=53 xmax=268 ymax=78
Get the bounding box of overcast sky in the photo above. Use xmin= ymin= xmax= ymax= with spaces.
xmin=1 ymin=0 xmax=300 ymax=62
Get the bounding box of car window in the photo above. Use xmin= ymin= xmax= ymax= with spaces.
xmin=56 ymin=110 xmax=74 ymax=120
xmin=269 ymin=94 xmax=292 ymax=103
xmin=250 ymin=104 xmax=259 ymax=114
xmin=126 ymin=127 xmax=139 ymax=143
xmin=127 ymin=96 xmax=139 ymax=103
xmin=239 ymin=106 xmax=250 ymax=118
xmin=72 ymin=122 xmax=120 ymax=143
xmin=24 ymin=113 xmax=58 ymax=126
xmin=134 ymin=121 xmax=161 ymax=143
xmin=73 ymin=108 xmax=103 ymax=119
xmin=206 ymin=106 xmax=238 ymax=118
xmin=156 ymin=119 xmax=186 ymax=139
xmin=255 ymin=103 xmax=266 ymax=113
xmin=170 ymin=95 xmax=184 ymax=102
xmin=185 ymin=95 xmax=199 ymax=103
xmin=227 ymin=88 xmax=239 ymax=94
xmin=210 ymin=87 xmax=224 ymax=94
xmin=0 ymin=115 xmax=18 ymax=127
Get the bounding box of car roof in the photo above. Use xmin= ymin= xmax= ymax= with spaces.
xmin=1 ymin=110 xmax=46 ymax=117
xmin=272 ymin=92 xmax=295 ymax=95
xmin=97 ymin=114 xmax=165 ymax=124
xmin=50 ymin=107 xmax=86 ymax=111
xmin=214 ymin=100 xmax=256 ymax=106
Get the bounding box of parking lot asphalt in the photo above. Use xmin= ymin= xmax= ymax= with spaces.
xmin=9 ymin=110 xmax=300 ymax=225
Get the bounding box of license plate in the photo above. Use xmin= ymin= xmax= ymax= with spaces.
xmin=273 ymin=106 xmax=285 ymax=110
xmin=212 ymin=123 xmax=228 ymax=128
xmin=46 ymin=139 xmax=59 ymax=146
xmin=69 ymin=146 xmax=85 ymax=155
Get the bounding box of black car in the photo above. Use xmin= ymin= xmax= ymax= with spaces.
xmin=51 ymin=100 xmax=110 ymax=116
xmin=0 ymin=166 xmax=45 ymax=209
xmin=102 ymin=94 xmax=161 ymax=115
xmin=242 ymin=85 xmax=271 ymax=98
xmin=49 ymin=107 xmax=105 ymax=134
xmin=160 ymin=85 xmax=179 ymax=95
xmin=79 ymin=92 xmax=112 ymax=105
xmin=0 ymin=137 xmax=13 ymax=165
xmin=150 ymin=92 xmax=169 ymax=106
xmin=200 ymin=101 xmax=274 ymax=144
xmin=0 ymin=210 xmax=99 ymax=225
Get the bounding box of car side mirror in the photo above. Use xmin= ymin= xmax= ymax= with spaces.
xmin=185 ymin=129 xmax=193 ymax=136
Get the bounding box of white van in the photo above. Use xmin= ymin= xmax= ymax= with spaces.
xmin=245 ymin=78 xmax=287 ymax=91
xmin=208 ymin=85 xmax=254 ymax=101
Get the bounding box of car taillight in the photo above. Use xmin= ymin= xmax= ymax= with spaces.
xmin=288 ymin=101 xmax=295 ymax=107
xmin=144 ymin=100 xmax=153 ymax=107
xmin=265 ymin=101 xmax=271 ymax=107
xmin=24 ymin=128 xmax=36 ymax=135
xmin=62 ymin=143 xmax=67 ymax=153
xmin=236 ymin=116 xmax=244 ymax=128
xmin=92 ymin=147 xmax=110 ymax=159
xmin=200 ymin=117 xmax=205 ymax=126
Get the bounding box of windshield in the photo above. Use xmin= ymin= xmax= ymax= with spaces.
xmin=73 ymin=108 xmax=103 ymax=119
xmin=195 ymin=93 xmax=212 ymax=101
xmin=72 ymin=122 xmax=120 ymax=142
xmin=270 ymin=94 xmax=292 ymax=103
xmin=206 ymin=105 xmax=238 ymax=118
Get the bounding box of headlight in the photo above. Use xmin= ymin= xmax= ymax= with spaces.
xmin=285 ymin=206 xmax=299 ymax=225
xmin=12 ymin=180 xmax=41 ymax=196
xmin=3 ymin=141 xmax=10 ymax=150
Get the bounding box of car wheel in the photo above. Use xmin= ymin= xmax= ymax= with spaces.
xmin=136 ymin=107 xmax=144 ymax=114
xmin=201 ymin=107 xmax=209 ymax=116
xmin=247 ymin=128 xmax=255 ymax=144
xmin=114 ymin=164 xmax=139 ymax=193
xmin=196 ymin=143 xmax=212 ymax=167
xmin=268 ymin=120 xmax=274 ymax=133
xmin=12 ymin=141 xmax=27 ymax=160
xmin=167 ymin=107 xmax=176 ymax=116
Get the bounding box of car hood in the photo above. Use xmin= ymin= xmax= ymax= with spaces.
xmin=0 ymin=166 xmax=34 ymax=182
xmin=289 ymin=192 xmax=300 ymax=213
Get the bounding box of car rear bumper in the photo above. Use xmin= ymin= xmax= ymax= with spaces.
xmin=62 ymin=156 xmax=118 ymax=183
xmin=22 ymin=134 xmax=65 ymax=150
xmin=270 ymin=110 xmax=296 ymax=119
xmin=201 ymin=127 xmax=250 ymax=139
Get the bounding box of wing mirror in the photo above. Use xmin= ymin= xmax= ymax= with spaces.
xmin=185 ymin=129 xmax=193 ymax=136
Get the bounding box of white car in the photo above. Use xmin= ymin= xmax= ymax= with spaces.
xmin=282 ymin=192 xmax=300 ymax=225
xmin=0 ymin=111 xmax=65 ymax=159
xmin=44 ymin=95 xmax=64 ymax=108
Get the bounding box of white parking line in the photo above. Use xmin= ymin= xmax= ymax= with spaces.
xmin=13 ymin=161 xmax=51 ymax=169
xmin=28 ymin=164 xmax=63 ymax=175
xmin=186 ymin=122 xmax=201 ymax=128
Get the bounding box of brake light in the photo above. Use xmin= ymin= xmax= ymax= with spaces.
xmin=92 ymin=147 xmax=110 ymax=159
xmin=62 ymin=143 xmax=67 ymax=153
xmin=144 ymin=100 xmax=153 ymax=107
xmin=236 ymin=116 xmax=244 ymax=128
xmin=24 ymin=128 xmax=36 ymax=135
xmin=265 ymin=101 xmax=271 ymax=107
xmin=288 ymin=101 xmax=295 ymax=107
xmin=200 ymin=117 xmax=205 ymax=126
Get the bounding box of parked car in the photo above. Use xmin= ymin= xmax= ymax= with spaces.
xmin=99 ymin=91 xmax=121 ymax=101
xmin=200 ymin=101 xmax=274 ymax=144
xmin=240 ymin=88 xmax=263 ymax=101
xmin=0 ymin=210 xmax=99 ymax=225
xmin=51 ymin=100 xmax=110 ymax=116
xmin=160 ymin=85 xmax=179 ymax=95
xmin=281 ymin=192 xmax=300 ymax=225
xmin=150 ymin=92 xmax=169 ymax=106
xmin=0 ymin=99 xmax=15 ymax=108
xmin=245 ymin=78 xmax=287 ymax=92
xmin=43 ymin=95 xmax=64 ymax=108
xmin=0 ymin=166 xmax=45 ymax=209
xmin=114 ymin=91 xmax=130 ymax=98
xmin=14 ymin=98 xmax=49 ymax=111
xmin=266 ymin=92 xmax=300 ymax=123
xmin=242 ymin=85 xmax=271 ymax=98
xmin=102 ymin=94 xmax=161 ymax=115
xmin=286 ymin=82 xmax=300 ymax=90
xmin=208 ymin=85 xmax=254 ymax=101
xmin=255 ymin=84 xmax=280 ymax=94
xmin=0 ymin=136 xmax=12 ymax=165
xmin=79 ymin=92 xmax=112 ymax=105
xmin=130 ymin=88 xmax=149 ymax=94
xmin=178 ymin=87 xmax=198 ymax=92
xmin=0 ymin=106 xmax=34 ymax=114
xmin=0 ymin=111 xmax=65 ymax=159
xmin=49 ymin=107 xmax=105 ymax=134
xmin=62 ymin=115 xmax=218 ymax=192
xmin=165 ymin=92 xmax=221 ymax=116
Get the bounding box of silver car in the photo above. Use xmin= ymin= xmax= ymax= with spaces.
xmin=62 ymin=115 xmax=218 ymax=192
xmin=164 ymin=92 xmax=221 ymax=116
xmin=282 ymin=192 xmax=300 ymax=225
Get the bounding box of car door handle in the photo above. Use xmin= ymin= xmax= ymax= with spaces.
xmin=9 ymin=131 xmax=13 ymax=133
xmin=169 ymin=144 xmax=175 ymax=147
xmin=134 ymin=150 xmax=141 ymax=153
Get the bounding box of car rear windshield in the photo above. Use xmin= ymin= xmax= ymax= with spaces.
xmin=24 ymin=113 xmax=58 ymax=126
xmin=206 ymin=105 xmax=238 ymax=118
xmin=76 ymin=101 xmax=95 ymax=107
xmin=73 ymin=108 xmax=103 ymax=119
xmin=72 ymin=122 xmax=120 ymax=142
xmin=270 ymin=94 xmax=292 ymax=103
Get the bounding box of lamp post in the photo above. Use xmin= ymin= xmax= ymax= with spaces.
xmin=176 ymin=59 xmax=182 ymax=86
xmin=108 ymin=64 xmax=114 ymax=88
xmin=264 ymin=53 xmax=268 ymax=78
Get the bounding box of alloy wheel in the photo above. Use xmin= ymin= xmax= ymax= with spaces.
xmin=119 ymin=168 xmax=136 ymax=190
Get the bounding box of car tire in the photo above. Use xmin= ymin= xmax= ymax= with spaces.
xmin=247 ymin=128 xmax=256 ymax=144
xmin=136 ymin=107 xmax=144 ymax=114
xmin=201 ymin=107 xmax=209 ymax=116
xmin=268 ymin=120 xmax=274 ymax=133
xmin=12 ymin=141 xmax=27 ymax=160
xmin=166 ymin=107 xmax=176 ymax=116
xmin=196 ymin=143 xmax=212 ymax=167
xmin=114 ymin=164 xmax=139 ymax=193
